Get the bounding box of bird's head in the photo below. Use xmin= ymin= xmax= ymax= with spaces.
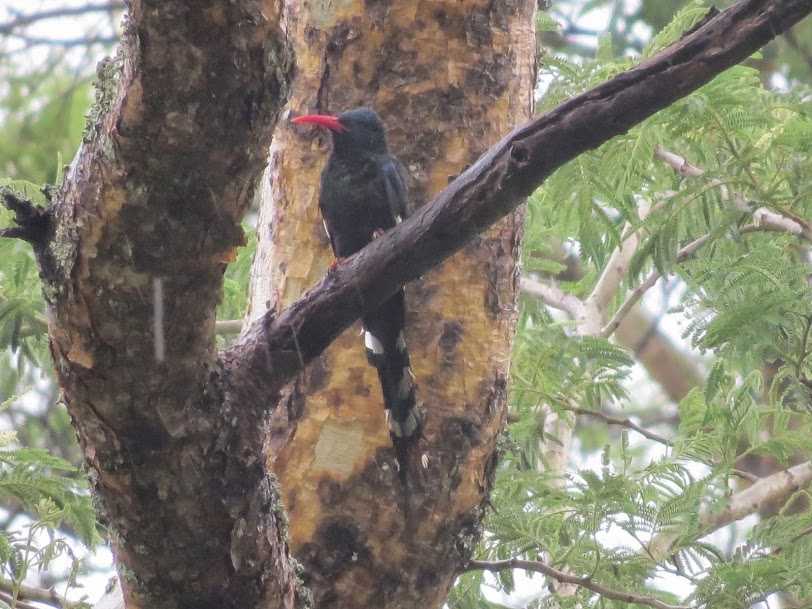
xmin=292 ymin=107 xmax=389 ymax=157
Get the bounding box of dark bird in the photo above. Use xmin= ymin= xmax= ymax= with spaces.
xmin=292 ymin=107 xmax=420 ymax=440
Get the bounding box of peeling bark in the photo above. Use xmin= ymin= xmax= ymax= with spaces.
xmin=40 ymin=2 xmax=297 ymax=608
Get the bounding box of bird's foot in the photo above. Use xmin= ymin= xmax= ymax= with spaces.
xmin=328 ymin=257 xmax=346 ymax=273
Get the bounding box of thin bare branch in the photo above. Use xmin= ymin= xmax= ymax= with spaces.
xmin=705 ymin=461 xmax=812 ymax=532
xmin=586 ymin=200 xmax=652 ymax=331
xmin=653 ymin=145 xmax=704 ymax=177
xmin=648 ymin=460 xmax=812 ymax=560
xmin=0 ymin=3 xmax=123 ymax=35
xmin=465 ymin=558 xmax=688 ymax=609
xmin=565 ymin=405 xmax=673 ymax=446
xmin=600 ymin=270 xmax=659 ymax=338
xmin=731 ymin=468 xmax=760 ymax=483
xmin=0 ymin=588 xmax=56 ymax=609
xmin=600 ymin=221 xmax=794 ymax=339
xmin=5 ymin=33 xmax=119 ymax=48
xmin=654 ymin=145 xmax=812 ymax=242
xmin=0 ymin=577 xmax=85 ymax=609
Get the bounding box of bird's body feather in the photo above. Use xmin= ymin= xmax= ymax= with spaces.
xmin=301 ymin=108 xmax=420 ymax=439
xmin=319 ymin=154 xmax=408 ymax=257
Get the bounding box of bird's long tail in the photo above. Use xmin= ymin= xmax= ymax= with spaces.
xmin=362 ymin=291 xmax=420 ymax=439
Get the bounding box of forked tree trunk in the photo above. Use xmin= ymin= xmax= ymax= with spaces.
xmin=245 ymin=1 xmax=536 ymax=607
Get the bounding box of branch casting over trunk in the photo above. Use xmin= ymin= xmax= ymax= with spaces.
xmin=227 ymin=0 xmax=812 ymax=399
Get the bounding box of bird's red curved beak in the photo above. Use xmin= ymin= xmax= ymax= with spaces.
xmin=292 ymin=114 xmax=347 ymax=133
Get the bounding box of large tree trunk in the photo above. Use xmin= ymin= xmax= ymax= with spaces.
xmin=245 ymin=2 xmax=536 ymax=607
xmin=32 ymin=3 xmax=299 ymax=608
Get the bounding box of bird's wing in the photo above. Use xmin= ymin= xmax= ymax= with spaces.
xmin=380 ymin=157 xmax=409 ymax=223
xmin=318 ymin=171 xmax=341 ymax=255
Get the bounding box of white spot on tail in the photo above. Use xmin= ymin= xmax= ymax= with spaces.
xmin=398 ymin=367 xmax=412 ymax=398
xmin=365 ymin=331 xmax=384 ymax=355
xmin=395 ymin=215 xmax=403 ymax=224
xmin=322 ymin=219 xmax=331 ymax=241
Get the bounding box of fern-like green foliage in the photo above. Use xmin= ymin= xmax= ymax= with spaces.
xmin=0 ymin=62 xmax=103 ymax=603
xmin=218 ymin=226 xmax=257 ymax=323
xmin=453 ymin=3 xmax=812 ymax=608
xmin=0 ymin=415 xmax=99 ymax=607
xmin=0 ymin=192 xmax=50 ymax=374
xmin=0 ymin=69 xmax=91 ymax=185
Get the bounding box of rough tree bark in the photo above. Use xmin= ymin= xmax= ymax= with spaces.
xmin=245 ymin=2 xmax=535 ymax=608
xmin=9 ymin=3 xmax=300 ymax=609
xmin=1 ymin=1 xmax=810 ymax=609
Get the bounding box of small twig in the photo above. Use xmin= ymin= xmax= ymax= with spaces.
xmin=600 ymin=270 xmax=659 ymax=338
xmin=600 ymin=221 xmax=793 ymax=339
xmin=730 ymin=468 xmax=760 ymax=483
xmin=0 ymin=188 xmax=51 ymax=245
xmin=0 ymin=576 xmax=86 ymax=609
xmin=584 ymin=200 xmax=652 ymax=335
xmin=565 ymin=404 xmax=673 ymax=446
xmin=465 ymin=558 xmax=688 ymax=609
xmin=4 ymin=34 xmax=119 ymax=48
xmin=653 ymin=145 xmax=704 ymax=177
xmin=0 ymin=586 xmax=61 ymax=609
xmin=654 ymin=145 xmax=812 ymax=242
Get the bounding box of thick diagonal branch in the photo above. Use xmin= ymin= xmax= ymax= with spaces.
xmin=228 ymin=0 xmax=812 ymax=397
xmin=0 ymin=3 xmax=123 ymax=35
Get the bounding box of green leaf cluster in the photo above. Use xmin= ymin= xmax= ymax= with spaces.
xmin=456 ymin=3 xmax=812 ymax=608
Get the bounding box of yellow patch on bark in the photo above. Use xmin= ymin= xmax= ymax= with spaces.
xmin=248 ymin=1 xmax=535 ymax=607
xmin=66 ymin=343 xmax=95 ymax=369
xmin=312 ymin=420 xmax=366 ymax=474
